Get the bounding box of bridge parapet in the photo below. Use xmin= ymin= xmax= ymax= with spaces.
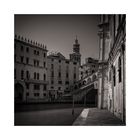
xmin=66 ymin=72 xmax=98 ymax=102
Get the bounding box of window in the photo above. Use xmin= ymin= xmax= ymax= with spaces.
xmin=118 ymin=57 xmax=122 ymax=83
xmin=65 ymin=81 xmax=69 ymax=85
xmin=74 ymin=73 xmax=76 ymax=79
xmin=44 ymin=74 xmax=46 ymax=81
xmin=37 ymin=73 xmax=39 ymax=80
xmin=34 ymin=50 xmax=36 ymax=55
xmin=26 ymin=47 xmax=29 ymax=52
xmin=21 ymin=45 xmax=24 ymax=51
xmin=92 ymin=70 xmax=95 ymax=73
xmin=43 ymin=85 xmax=46 ymax=91
xmin=51 ymin=59 xmax=54 ymax=61
xmin=51 ymin=64 xmax=54 ymax=69
xmin=34 ymin=93 xmax=39 ymax=97
xmin=66 ymin=73 xmax=69 ymax=78
xmin=26 ymin=70 xmax=29 ymax=79
xmin=66 ymin=60 xmax=69 ymax=64
xmin=21 ymin=70 xmax=24 ymax=80
xmin=26 ymin=92 xmax=29 ymax=96
xmin=44 ymin=53 xmax=46 ymax=58
xmin=37 ymin=60 xmax=39 ymax=66
xmin=51 ymin=86 xmax=54 ymax=89
xmin=58 ymin=81 xmax=62 ymax=84
xmin=44 ymin=62 xmax=46 ymax=67
xmin=51 ymin=71 xmax=54 ymax=77
xmin=34 ymin=60 xmax=39 ymax=66
xmin=73 ymin=62 xmax=77 ymax=65
xmin=37 ymin=51 xmax=39 ymax=55
xmin=43 ymin=93 xmax=46 ymax=96
xmin=34 ymin=60 xmax=36 ymax=66
xmin=113 ymin=66 xmax=116 ymax=86
xmin=34 ymin=84 xmax=40 ymax=90
xmin=26 ymin=57 xmax=29 ymax=64
xmin=51 ymin=80 xmax=54 ymax=84
xmin=59 ymin=60 xmax=61 ymax=63
xmin=58 ymin=72 xmax=61 ymax=78
xmin=34 ymin=72 xmax=36 ymax=79
xmin=26 ymin=83 xmax=29 ymax=89
xmin=20 ymin=56 xmax=24 ymax=63
xmin=58 ymin=87 xmax=61 ymax=90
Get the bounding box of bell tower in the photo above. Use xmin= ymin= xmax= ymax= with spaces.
xmin=70 ymin=36 xmax=81 ymax=65
xmin=73 ymin=36 xmax=80 ymax=53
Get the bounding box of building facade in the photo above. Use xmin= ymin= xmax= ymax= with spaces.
xmin=79 ymin=57 xmax=99 ymax=80
xmin=47 ymin=38 xmax=81 ymax=100
xmin=98 ymin=15 xmax=126 ymax=123
xmin=14 ymin=35 xmax=48 ymax=103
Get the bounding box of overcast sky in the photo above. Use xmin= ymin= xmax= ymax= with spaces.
xmin=15 ymin=15 xmax=100 ymax=64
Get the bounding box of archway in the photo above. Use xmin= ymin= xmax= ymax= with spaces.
xmin=15 ymin=83 xmax=24 ymax=102
xmin=84 ymin=88 xmax=98 ymax=107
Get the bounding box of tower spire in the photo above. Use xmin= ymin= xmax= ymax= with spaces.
xmin=75 ymin=35 xmax=78 ymax=44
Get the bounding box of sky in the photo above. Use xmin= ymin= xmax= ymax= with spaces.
xmin=15 ymin=15 xmax=100 ymax=64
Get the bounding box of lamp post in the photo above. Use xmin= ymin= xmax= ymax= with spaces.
xmin=71 ymin=86 xmax=74 ymax=116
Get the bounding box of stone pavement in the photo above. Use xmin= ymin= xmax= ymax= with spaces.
xmin=73 ymin=108 xmax=125 ymax=126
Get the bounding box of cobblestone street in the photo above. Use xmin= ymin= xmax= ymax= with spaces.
xmin=73 ymin=108 xmax=125 ymax=126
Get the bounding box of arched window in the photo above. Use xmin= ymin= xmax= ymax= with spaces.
xmin=37 ymin=73 xmax=39 ymax=80
xmin=21 ymin=70 xmax=24 ymax=80
xmin=26 ymin=70 xmax=29 ymax=79
xmin=83 ymin=80 xmax=86 ymax=85
xmin=34 ymin=72 xmax=36 ymax=79
xmin=44 ymin=74 xmax=46 ymax=81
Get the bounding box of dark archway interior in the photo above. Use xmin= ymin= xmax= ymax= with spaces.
xmin=15 ymin=83 xmax=24 ymax=102
xmin=82 ymin=88 xmax=98 ymax=107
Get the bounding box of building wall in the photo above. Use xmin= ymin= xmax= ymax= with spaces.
xmin=14 ymin=36 xmax=48 ymax=103
xmin=79 ymin=58 xmax=99 ymax=80
xmin=47 ymin=55 xmax=79 ymax=99
xmin=98 ymin=15 xmax=126 ymax=122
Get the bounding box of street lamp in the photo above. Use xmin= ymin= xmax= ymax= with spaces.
xmin=71 ymin=85 xmax=74 ymax=116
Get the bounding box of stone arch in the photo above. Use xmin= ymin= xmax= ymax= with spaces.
xmin=87 ymin=77 xmax=91 ymax=84
xmin=82 ymin=80 xmax=86 ymax=86
xmin=15 ymin=83 xmax=24 ymax=102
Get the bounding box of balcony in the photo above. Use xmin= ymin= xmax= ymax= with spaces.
xmin=24 ymin=78 xmax=49 ymax=84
